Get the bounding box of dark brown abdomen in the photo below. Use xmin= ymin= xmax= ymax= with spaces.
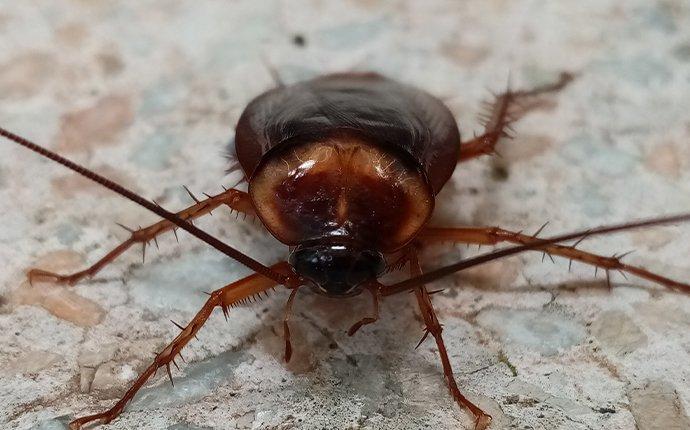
xmin=234 ymin=73 xmax=460 ymax=194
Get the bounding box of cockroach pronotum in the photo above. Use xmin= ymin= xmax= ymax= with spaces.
xmin=2 ymin=72 xmax=690 ymax=430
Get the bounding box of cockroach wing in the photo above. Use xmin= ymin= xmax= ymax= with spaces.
xmin=234 ymin=73 xmax=460 ymax=194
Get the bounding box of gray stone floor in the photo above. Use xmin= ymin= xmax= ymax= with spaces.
xmin=1 ymin=1 xmax=689 ymax=429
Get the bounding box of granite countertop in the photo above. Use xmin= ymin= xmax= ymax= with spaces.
xmin=1 ymin=1 xmax=689 ymax=429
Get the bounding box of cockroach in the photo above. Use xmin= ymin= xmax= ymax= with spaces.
xmin=3 ymin=72 xmax=690 ymax=430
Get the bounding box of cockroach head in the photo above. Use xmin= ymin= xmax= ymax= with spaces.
xmin=288 ymin=241 xmax=385 ymax=297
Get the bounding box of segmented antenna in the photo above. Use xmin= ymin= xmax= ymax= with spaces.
xmin=0 ymin=126 xmax=287 ymax=284
xmin=383 ymin=213 xmax=690 ymax=295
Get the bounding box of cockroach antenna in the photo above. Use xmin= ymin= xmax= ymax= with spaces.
xmin=0 ymin=126 xmax=287 ymax=284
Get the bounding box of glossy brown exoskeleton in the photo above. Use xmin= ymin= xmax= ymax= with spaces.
xmin=237 ymin=73 xmax=454 ymax=296
xmin=3 ymin=72 xmax=690 ymax=430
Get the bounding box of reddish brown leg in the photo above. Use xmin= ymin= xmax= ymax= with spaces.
xmin=459 ymin=72 xmax=574 ymax=163
xmin=347 ymin=283 xmax=381 ymax=336
xmin=69 ymin=262 xmax=295 ymax=430
xmin=282 ymin=286 xmax=301 ymax=363
xmin=29 ymin=188 xmax=254 ymax=286
xmin=408 ymin=251 xmax=491 ymax=430
xmin=419 ymin=226 xmax=690 ymax=293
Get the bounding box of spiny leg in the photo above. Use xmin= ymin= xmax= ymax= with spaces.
xmin=408 ymin=251 xmax=491 ymax=430
xmin=347 ymin=283 xmax=381 ymax=336
xmin=69 ymin=262 xmax=295 ymax=430
xmin=419 ymin=226 xmax=690 ymax=293
xmin=29 ymin=187 xmax=254 ymax=286
xmin=458 ymin=72 xmax=574 ymax=163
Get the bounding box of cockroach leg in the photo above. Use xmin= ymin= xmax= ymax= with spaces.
xmin=347 ymin=283 xmax=381 ymax=336
xmin=418 ymin=226 xmax=690 ymax=293
xmin=28 ymin=188 xmax=255 ymax=286
xmin=282 ymin=285 xmax=301 ymax=363
xmin=68 ymin=262 xmax=295 ymax=430
xmin=408 ymin=251 xmax=491 ymax=430
xmin=458 ymin=72 xmax=574 ymax=163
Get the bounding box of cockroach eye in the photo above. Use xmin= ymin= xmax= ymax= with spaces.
xmin=288 ymin=243 xmax=385 ymax=296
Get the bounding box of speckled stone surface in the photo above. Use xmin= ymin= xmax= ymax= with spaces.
xmin=1 ymin=1 xmax=690 ymax=430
